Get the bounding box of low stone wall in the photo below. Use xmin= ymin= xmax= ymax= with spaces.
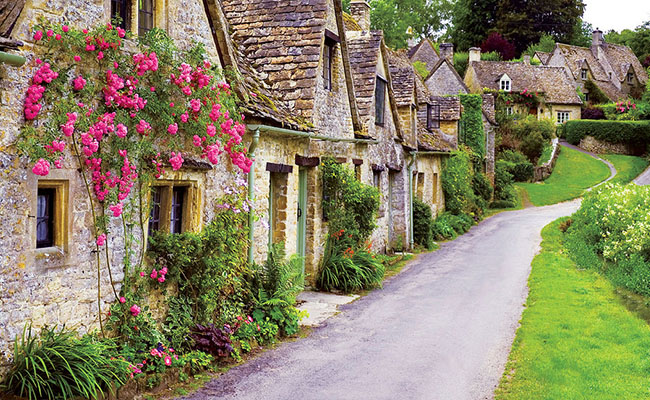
xmin=579 ymin=135 xmax=632 ymax=155
xmin=534 ymin=138 xmax=560 ymax=182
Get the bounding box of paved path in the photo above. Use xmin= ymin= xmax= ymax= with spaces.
xmin=634 ymin=165 xmax=650 ymax=185
xmin=559 ymin=141 xmax=617 ymax=188
xmin=177 ymin=201 xmax=580 ymax=400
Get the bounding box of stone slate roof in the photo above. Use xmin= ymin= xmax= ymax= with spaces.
xmin=601 ymin=43 xmax=648 ymax=85
xmin=407 ymin=38 xmax=439 ymax=71
xmin=425 ymin=57 xmax=469 ymax=96
xmin=481 ymin=94 xmax=497 ymax=125
xmin=418 ymin=131 xmax=454 ymax=152
xmin=430 ymin=96 xmax=461 ymax=121
xmin=470 ymin=61 xmax=582 ymax=105
xmin=556 ymin=43 xmax=609 ymax=81
xmin=534 ymin=51 xmax=552 ymax=65
xmin=0 ymin=0 xmax=24 ymax=48
xmin=348 ymin=31 xmax=384 ymax=119
xmin=221 ymin=0 xmax=327 ymax=125
xmin=387 ymin=48 xmax=416 ymax=107
xmin=342 ymin=12 xmax=361 ymax=31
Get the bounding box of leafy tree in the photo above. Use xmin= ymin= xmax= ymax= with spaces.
xmin=480 ymin=32 xmax=516 ymax=60
xmin=369 ymin=0 xmax=452 ymax=49
xmin=605 ymin=21 xmax=650 ymax=61
xmin=450 ymin=0 xmax=499 ymax=51
xmin=569 ymin=19 xmax=593 ymax=47
xmin=496 ymin=0 xmax=585 ymax=54
xmin=524 ymin=34 xmax=556 ymax=56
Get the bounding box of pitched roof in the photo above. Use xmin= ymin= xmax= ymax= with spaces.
xmin=348 ymin=31 xmax=384 ymax=120
xmin=424 ymin=57 xmax=469 ymax=96
xmin=0 ymin=0 xmax=24 ymax=48
xmin=556 ymin=43 xmax=609 ymax=81
xmin=221 ymin=0 xmax=327 ymax=123
xmin=386 ymin=48 xmax=416 ymax=107
xmin=430 ymin=96 xmax=461 ymax=121
xmin=418 ymin=130 xmax=455 ymax=152
xmin=601 ymin=43 xmax=648 ymax=85
xmin=534 ymin=51 xmax=552 ymax=65
xmin=470 ymin=61 xmax=582 ymax=105
xmin=342 ymin=12 xmax=361 ymax=31
xmin=407 ymin=38 xmax=439 ymax=71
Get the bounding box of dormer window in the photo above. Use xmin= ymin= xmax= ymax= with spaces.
xmin=581 ymin=69 xmax=587 ymax=80
xmin=500 ymin=75 xmax=511 ymax=92
xmin=427 ymin=104 xmax=440 ymax=130
xmin=375 ymin=76 xmax=386 ymax=126
xmin=627 ymin=72 xmax=634 ymax=84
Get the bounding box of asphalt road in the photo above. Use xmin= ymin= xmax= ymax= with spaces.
xmin=634 ymin=165 xmax=650 ymax=185
xmin=177 ymin=201 xmax=580 ymax=400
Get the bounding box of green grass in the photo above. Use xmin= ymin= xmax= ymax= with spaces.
xmin=600 ymin=154 xmax=649 ymax=185
xmin=517 ymin=146 xmax=610 ymax=206
xmin=495 ymin=219 xmax=650 ymax=399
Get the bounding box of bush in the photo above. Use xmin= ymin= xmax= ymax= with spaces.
xmin=581 ymin=107 xmax=606 ymax=120
xmin=494 ymin=160 xmax=517 ymax=203
xmin=430 ymin=212 xmax=474 ymax=240
xmin=472 ymin=171 xmax=493 ymax=202
xmin=510 ymin=115 xmax=555 ymax=162
xmin=499 ymin=150 xmax=534 ymax=181
xmin=442 ymin=148 xmax=479 ymax=215
xmin=564 ymin=120 xmax=650 ymax=152
xmin=459 ymin=94 xmax=486 ymax=158
xmin=489 ymin=199 xmax=516 ymax=209
xmin=1 ymin=326 xmax=128 ymax=400
xmin=413 ymin=199 xmax=435 ymax=250
xmin=316 ymin=249 xmax=384 ymax=293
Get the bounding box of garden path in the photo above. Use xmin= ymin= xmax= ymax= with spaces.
xmin=176 ymin=201 xmax=580 ymax=400
xmin=633 ymin=165 xmax=650 ymax=185
xmin=558 ymin=141 xmax=617 ymax=189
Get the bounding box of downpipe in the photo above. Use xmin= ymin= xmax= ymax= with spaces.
xmin=247 ymin=128 xmax=260 ymax=265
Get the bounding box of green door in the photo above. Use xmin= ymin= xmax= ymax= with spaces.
xmin=296 ymin=167 xmax=308 ymax=274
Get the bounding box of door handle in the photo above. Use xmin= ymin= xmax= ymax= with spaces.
xmin=297 ymin=206 xmax=302 ymax=220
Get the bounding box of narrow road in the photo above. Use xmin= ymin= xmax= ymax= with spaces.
xmin=634 ymin=165 xmax=650 ymax=185
xmin=559 ymin=141 xmax=617 ymax=189
xmin=177 ymin=201 xmax=580 ymax=400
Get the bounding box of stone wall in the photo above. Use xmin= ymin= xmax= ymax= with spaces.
xmin=534 ymin=138 xmax=560 ymax=181
xmin=578 ymin=135 xmax=633 ymax=155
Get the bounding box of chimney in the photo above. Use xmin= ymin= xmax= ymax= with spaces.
xmin=523 ymin=54 xmax=530 ymax=65
xmin=469 ymin=47 xmax=481 ymax=63
xmin=592 ymin=28 xmax=604 ymax=47
xmin=350 ymin=1 xmax=371 ymax=32
xmin=440 ymin=43 xmax=454 ymax=65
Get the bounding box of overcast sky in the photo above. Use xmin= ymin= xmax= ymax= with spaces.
xmin=583 ymin=0 xmax=650 ymax=32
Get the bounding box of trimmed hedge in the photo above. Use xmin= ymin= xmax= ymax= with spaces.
xmin=565 ymin=120 xmax=650 ymax=147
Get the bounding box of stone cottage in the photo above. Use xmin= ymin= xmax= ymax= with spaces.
xmin=407 ymin=38 xmax=439 ymax=72
xmin=464 ymin=48 xmax=583 ymax=123
xmin=540 ymin=29 xmax=648 ymax=101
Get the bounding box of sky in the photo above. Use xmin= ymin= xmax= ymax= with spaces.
xmin=583 ymin=0 xmax=650 ymax=32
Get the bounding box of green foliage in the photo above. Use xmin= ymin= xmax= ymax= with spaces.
xmin=317 ymin=247 xmax=385 ymax=292
xmin=472 ymin=171 xmax=494 ymax=209
xmin=453 ymin=51 xmax=501 ymax=78
xmin=564 ymin=119 xmax=650 ymax=151
xmin=162 ymin=296 xmax=194 ymax=353
xmin=249 ymin=243 xmax=305 ymax=336
xmin=412 ymin=60 xmax=430 ymax=78
xmin=599 ymin=101 xmax=650 ymax=121
xmin=494 ymin=160 xmax=517 ymax=203
xmin=524 ymin=34 xmax=556 ymax=56
xmin=499 ymin=149 xmax=535 ymax=181
xmin=369 ymin=0 xmax=452 ymax=49
xmin=431 ymin=212 xmax=474 ymax=240
xmin=413 ymin=198 xmax=435 ymax=250
xmin=147 ymin=202 xmax=251 ymax=326
xmin=450 ymin=0 xmax=498 ymax=52
xmin=441 ymin=148 xmax=478 ymax=215
xmin=566 ymin=184 xmax=650 ymax=295
xmin=1 ymin=326 xmax=128 ymax=400
xmin=605 ymin=21 xmax=650 ymax=60
xmin=459 ymin=94 xmax=485 ymax=158
xmin=583 ymin=80 xmax=609 ymax=104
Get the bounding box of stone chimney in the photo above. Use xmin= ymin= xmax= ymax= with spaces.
xmin=350 ymin=1 xmax=371 ymax=32
xmin=469 ymin=47 xmax=481 ymax=63
xmin=592 ymin=28 xmax=604 ymax=47
xmin=523 ymin=54 xmax=530 ymax=65
xmin=440 ymin=43 xmax=454 ymax=65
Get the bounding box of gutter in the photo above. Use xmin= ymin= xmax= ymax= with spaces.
xmin=246 ymin=124 xmax=379 ymax=144
xmin=247 ymin=128 xmax=260 ymax=265
xmin=0 ymin=51 xmax=26 ymax=67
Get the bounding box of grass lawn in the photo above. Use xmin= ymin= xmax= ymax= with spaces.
xmin=517 ymin=146 xmax=611 ymax=206
xmin=600 ymin=154 xmax=649 ymax=185
xmin=495 ymin=219 xmax=650 ymax=399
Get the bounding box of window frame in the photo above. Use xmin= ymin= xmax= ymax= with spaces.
xmin=556 ymin=111 xmax=570 ymax=124
xmin=138 ymin=0 xmax=155 ymax=37
xmin=110 ymin=0 xmax=131 ymax=30
xmin=147 ymin=181 xmax=195 ymax=236
xmin=627 ymin=72 xmax=634 ymax=84
xmin=500 ymin=77 xmax=511 ymax=92
xmin=581 ymin=69 xmax=588 ymax=80
xmin=375 ymin=76 xmax=387 ymax=126
xmin=36 ymin=188 xmax=55 ymax=248
xmin=427 ymin=104 xmax=440 ymax=130
xmin=505 ymin=106 xmax=514 ymax=116
xmin=323 ymin=42 xmax=333 ymax=91
xmin=34 ymin=180 xmax=69 ymax=251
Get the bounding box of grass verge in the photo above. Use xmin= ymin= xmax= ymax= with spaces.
xmin=495 ymin=218 xmax=650 ymax=399
xmin=600 ymin=154 xmax=649 ymax=185
xmin=517 ymin=146 xmax=610 ymax=206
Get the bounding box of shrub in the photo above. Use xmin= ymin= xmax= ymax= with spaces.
xmin=459 ymin=94 xmax=486 ymax=158
xmin=1 ymin=326 xmax=128 ymax=400
xmin=189 ymin=324 xmax=234 ymax=358
xmin=581 ymin=107 xmax=606 ymax=120
xmin=494 ymin=160 xmax=517 ymax=204
xmin=480 ymin=32 xmax=517 ymax=61
xmin=430 ymin=212 xmax=474 ymax=240
xmin=316 ymin=250 xmax=384 ymax=293
xmin=564 ymin=120 xmax=650 ymax=153
xmin=441 ymin=148 xmax=478 ymax=215
xmin=489 ymin=199 xmax=516 ymax=209
xmin=511 ymin=115 xmax=555 ymax=162
xmin=499 ymin=150 xmax=534 ymax=181
xmin=413 ymin=198 xmax=435 ymax=250
xmin=472 ymin=171 xmax=494 ymax=202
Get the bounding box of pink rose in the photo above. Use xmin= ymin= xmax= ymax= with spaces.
xmin=73 ymin=75 xmax=86 ymax=91
xmin=169 ymin=152 xmax=184 ymax=171
xmin=130 ymin=304 xmax=141 ymax=316
xmin=46 ymin=29 xmax=53 ymax=38
xmin=157 ymin=276 xmax=165 ymax=283
xmin=150 ymin=269 xmax=157 ymax=279
xmin=96 ymin=233 xmax=106 ymax=247
xmin=32 ymin=158 xmax=50 ymax=176
xmin=167 ymin=123 xmax=178 ymax=135
xmin=33 ymin=31 xmax=43 ymax=41
xmin=190 ymin=99 xmax=201 ymax=113
xmin=73 ymin=55 xmax=81 ymax=62
xmin=180 ymin=112 xmax=189 ymax=123
xmin=116 ymin=123 xmax=128 ymax=138
xmin=140 ymin=271 xmax=146 ymax=277
xmin=97 ymin=51 xmax=104 ymax=60
xmin=62 ymin=25 xmax=69 ymax=33
xmin=164 ymin=356 xmax=172 ymax=366
xmin=109 ymin=202 xmax=123 ymax=217
xmin=119 ymin=296 xmax=126 ymax=303
xmin=55 ymin=34 xmax=62 ymax=41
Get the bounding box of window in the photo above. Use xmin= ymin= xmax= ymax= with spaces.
xmin=148 ymin=183 xmax=193 ymax=235
xmin=500 ymin=77 xmax=511 ymax=92
xmin=268 ymin=172 xmax=289 ymax=245
xmin=585 ymin=92 xmax=589 ymax=102
xmin=138 ymin=0 xmax=155 ymax=37
xmin=432 ymin=173 xmax=438 ymax=203
xmin=505 ymin=106 xmax=514 ymax=115
xmin=557 ymin=111 xmax=570 ymax=124
xmin=323 ymin=43 xmax=333 ymax=91
xmin=375 ymin=76 xmax=386 ymax=126
xmin=36 ymin=188 xmax=55 ymax=248
xmin=416 ymin=172 xmax=424 ymax=201
xmin=373 ymin=169 xmax=381 ymax=188
xmin=427 ymin=104 xmax=440 ymax=130
xmin=110 ymin=0 xmax=131 ymax=30
xmin=581 ymin=69 xmax=587 ymax=80
xmin=627 ymin=72 xmax=634 ymax=84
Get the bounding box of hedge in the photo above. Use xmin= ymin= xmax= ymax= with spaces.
xmin=564 ymin=120 xmax=650 ymax=147
xmin=459 ymin=94 xmax=485 ymax=158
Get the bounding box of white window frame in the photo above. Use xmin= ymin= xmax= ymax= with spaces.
xmin=627 ymin=72 xmax=634 ymax=84
xmin=557 ymin=111 xmax=570 ymax=124
xmin=500 ymin=78 xmax=511 ymax=92
xmin=581 ymin=69 xmax=587 ymax=80
xmin=505 ymin=106 xmax=514 ymax=115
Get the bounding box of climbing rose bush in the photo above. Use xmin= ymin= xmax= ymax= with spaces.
xmin=19 ymin=22 xmax=251 ymax=245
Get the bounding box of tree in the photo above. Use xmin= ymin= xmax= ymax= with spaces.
xmin=605 ymin=21 xmax=650 ymax=63
xmin=450 ymin=0 xmax=499 ymax=51
xmin=569 ymin=19 xmax=593 ymax=47
xmin=481 ymin=32 xmax=516 ymax=60
xmin=496 ymin=0 xmax=585 ymax=54
xmin=524 ymin=34 xmax=555 ymax=56
xmin=369 ymin=0 xmax=452 ymax=49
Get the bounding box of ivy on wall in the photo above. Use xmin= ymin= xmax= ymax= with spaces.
xmin=459 ymin=94 xmax=486 ymax=158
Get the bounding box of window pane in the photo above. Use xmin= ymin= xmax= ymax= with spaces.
xmin=111 ymin=0 xmax=130 ymax=29
xmin=148 ymin=186 xmax=162 ymax=236
xmin=170 ymin=187 xmax=186 ymax=234
xmin=36 ymin=188 xmax=55 ymax=248
xmin=323 ymin=44 xmax=332 ymax=90
xmin=138 ymin=0 xmax=154 ymax=36
xmin=375 ymin=78 xmax=385 ymax=125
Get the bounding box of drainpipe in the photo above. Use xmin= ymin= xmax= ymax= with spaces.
xmin=407 ymin=151 xmax=417 ymax=250
xmin=246 ymin=124 xmax=379 ymax=144
xmin=0 ymin=51 xmax=26 ymax=67
xmin=247 ymin=128 xmax=260 ymax=265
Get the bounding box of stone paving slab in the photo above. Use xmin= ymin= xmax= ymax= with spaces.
xmin=296 ymin=290 xmax=359 ymax=327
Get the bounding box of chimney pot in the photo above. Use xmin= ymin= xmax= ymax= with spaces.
xmin=350 ymin=1 xmax=371 ymax=32
xmin=592 ymin=28 xmax=604 ymax=47
xmin=469 ymin=47 xmax=481 ymax=63
xmin=440 ymin=43 xmax=454 ymax=65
